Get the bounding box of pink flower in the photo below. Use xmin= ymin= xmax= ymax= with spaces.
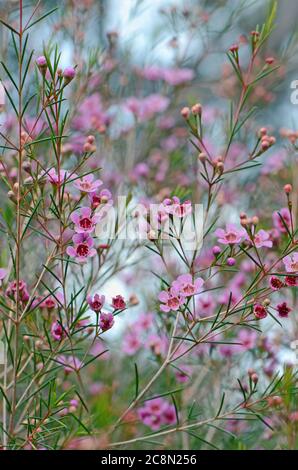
xmin=0 ymin=268 xmax=7 ymax=286
xmin=6 ymin=280 xmax=29 ymax=302
xmin=63 ymin=66 xmax=76 ymax=82
xmin=158 ymin=287 xmax=185 ymax=312
xmin=87 ymin=294 xmax=105 ymax=313
xmin=89 ymin=189 xmax=112 ymax=209
xmin=40 ymin=291 xmax=64 ymax=310
xmin=196 ymin=293 xmax=215 ymax=318
xmin=71 ymin=207 xmax=100 ymax=234
xmin=72 ymin=93 xmax=110 ymax=131
xmin=162 ymin=196 xmax=192 ymax=218
xmin=122 ymin=332 xmax=142 ymax=355
xmin=51 ymin=321 xmax=65 ymax=341
xmin=126 ymin=94 xmax=170 ymax=121
xmin=251 ymin=229 xmax=273 ymax=248
xmin=254 ymin=304 xmax=267 ymax=320
xmin=276 ymin=302 xmax=291 ymax=318
xmin=215 ymin=223 xmax=246 ymax=245
xmin=273 ymin=208 xmax=291 ymax=233
xmin=175 ymin=365 xmax=191 ymax=383
xmin=146 ymin=334 xmax=168 ymax=356
xmin=36 ymin=56 xmax=46 ymax=67
xmin=283 ymin=253 xmax=298 ymax=273
xmin=285 ymin=275 xmax=298 ymax=287
xmin=138 ymin=399 xmax=177 ymax=431
xmin=111 ymin=295 xmax=126 ymax=310
xmin=66 ymin=233 xmax=97 ymax=263
xmin=270 ymin=276 xmax=284 ymax=290
xmin=163 ymin=68 xmax=194 ymax=86
xmin=73 ymin=174 xmax=102 ymax=193
xmin=57 ymin=355 xmax=83 ymax=374
xmin=99 ymin=312 xmax=114 ymax=332
xmin=45 ymin=168 xmax=72 ymax=186
xmin=172 ymin=274 xmax=204 ymax=297
xmin=236 ymin=329 xmax=257 ymax=352
xmin=135 ymin=312 xmax=154 ymax=332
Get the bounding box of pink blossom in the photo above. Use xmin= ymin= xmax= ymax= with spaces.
xmin=215 ymin=223 xmax=246 ymax=245
xmin=73 ymin=174 xmax=102 ymax=193
xmin=285 ymin=275 xmax=298 ymax=286
xmin=138 ymin=398 xmax=176 ymax=431
xmin=137 ymin=66 xmax=194 ymax=86
xmin=57 ymin=355 xmax=83 ymax=374
xmin=270 ymin=276 xmax=284 ymax=290
xmin=162 ymin=196 xmax=192 ymax=218
xmin=122 ymin=332 xmax=142 ymax=355
xmin=45 ymin=168 xmax=71 ymax=186
xmin=158 ymin=287 xmax=185 ymax=312
xmin=254 ymin=304 xmax=267 ymax=320
xmin=89 ymin=189 xmax=112 ymax=209
xmin=135 ymin=313 xmax=154 ymax=332
xmin=40 ymin=291 xmax=64 ymax=310
xmin=0 ymin=268 xmax=7 ymax=286
xmin=146 ymin=333 xmax=168 ymax=356
xmin=172 ymin=273 xmax=204 ymax=297
xmin=276 ymin=302 xmax=291 ymax=318
xmin=251 ymin=229 xmax=273 ymax=248
xmin=51 ymin=321 xmax=65 ymax=341
xmin=71 ymin=207 xmax=100 ymax=234
xmin=111 ymin=295 xmax=126 ymax=310
xmin=63 ymin=66 xmax=76 ymax=82
xmin=99 ymin=312 xmax=114 ymax=331
xmin=66 ymin=233 xmax=97 ymax=263
xmin=126 ymin=94 xmax=170 ymax=121
xmin=196 ymin=293 xmax=216 ymax=318
xmin=163 ymin=68 xmax=194 ymax=86
xmin=175 ymin=365 xmax=191 ymax=383
xmin=6 ymin=280 xmax=29 ymax=302
xmin=87 ymin=294 xmax=105 ymax=312
xmin=273 ymin=208 xmax=291 ymax=233
xmin=236 ymin=329 xmax=257 ymax=352
xmin=283 ymin=253 xmax=298 ymax=273
xmin=72 ymin=93 xmax=109 ymax=131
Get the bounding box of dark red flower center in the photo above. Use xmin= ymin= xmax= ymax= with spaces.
xmin=76 ymin=243 xmax=89 ymax=257
xmin=80 ymin=217 xmax=92 ymax=229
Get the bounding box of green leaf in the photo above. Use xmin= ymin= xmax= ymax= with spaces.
xmin=25 ymin=8 xmax=59 ymax=31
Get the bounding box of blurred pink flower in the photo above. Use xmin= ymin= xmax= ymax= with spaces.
xmin=273 ymin=208 xmax=291 ymax=233
xmin=73 ymin=174 xmax=102 ymax=193
xmin=283 ymin=253 xmax=298 ymax=272
xmin=215 ymin=224 xmax=246 ymax=245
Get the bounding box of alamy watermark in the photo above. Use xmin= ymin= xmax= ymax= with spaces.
xmin=290 ymin=80 xmax=298 ymax=104
xmin=94 ymin=197 xmax=204 ymax=253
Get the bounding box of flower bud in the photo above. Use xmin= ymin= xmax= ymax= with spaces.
xmin=63 ymin=66 xmax=76 ymax=84
xmin=181 ymin=107 xmax=190 ymax=119
xmin=198 ymin=152 xmax=207 ymax=163
xmin=284 ymin=184 xmax=292 ymax=194
xmin=251 ymin=373 xmax=258 ymax=384
xmin=216 ymin=162 xmax=224 ymax=175
xmin=191 ymin=103 xmax=202 ymax=116
xmin=212 ymin=245 xmax=221 ymax=256
xmin=36 ymin=56 xmax=47 ymax=76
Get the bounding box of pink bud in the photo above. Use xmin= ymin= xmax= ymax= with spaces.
xmin=284 ymin=184 xmax=292 ymax=194
xmin=181 ymin=107 xmax=190 ymax=119
xmin=63 ymin=67 xmax=76 ymax=83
